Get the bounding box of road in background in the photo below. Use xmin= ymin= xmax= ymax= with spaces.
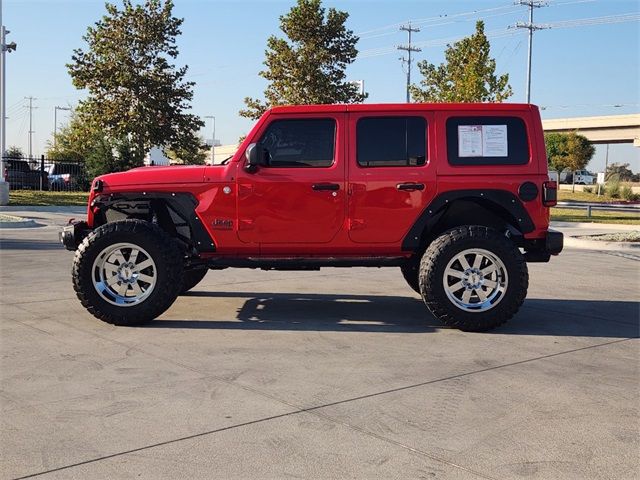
xmin=1 ymin=213 xmax=638 ymax=479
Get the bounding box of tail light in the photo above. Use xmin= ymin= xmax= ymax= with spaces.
xmin=543 ymin=181 xmax=557 ymax=207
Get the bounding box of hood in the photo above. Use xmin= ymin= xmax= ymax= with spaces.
xmin=96 ymin=165 xmax=208 ymax=187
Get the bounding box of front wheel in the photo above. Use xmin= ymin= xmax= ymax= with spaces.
xmin=181 ymin=268 xmax=208 ymax=294
xmin=419 ymin=226 xmax=528 ymax=332
xmin=72 ymin=219 xmax=184 ymax=326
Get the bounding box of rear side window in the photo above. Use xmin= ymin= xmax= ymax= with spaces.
xmin=446 ymin=116 xmax=529 ymax=166
xmin=357 ymin=117 xmax=426 ymax=167
xmin=260 ymin=119 xmax=335 ymax=168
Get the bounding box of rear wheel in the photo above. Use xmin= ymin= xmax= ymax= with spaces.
xmin=72 ymin=219 xmax=184 ymax=326
xmin=419 ymin=226 xmax=528 ymax=332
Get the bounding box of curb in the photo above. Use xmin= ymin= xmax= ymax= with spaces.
xmin=564 ymin=236 xmax=639 ymax=251
xmin=551 ymin=221 xmax=639 ymax=231
xmin=0 ymin=215 xmax=41 ymax=229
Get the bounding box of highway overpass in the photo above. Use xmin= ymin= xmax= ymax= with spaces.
xmin=542 ymin=114 xmax=640 ymax=146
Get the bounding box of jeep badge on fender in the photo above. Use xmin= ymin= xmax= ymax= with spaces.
xmin=61 ymin=103 xmax=562 ymax=331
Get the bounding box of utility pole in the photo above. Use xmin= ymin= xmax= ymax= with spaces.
xmin=515 ymin=1 xmax=548 ymax=103
xmin=1 ymin=0 xmax=18 ymax=205
xmin=25 ymin=96 xmax=36 ymax=158
xmin=53 ymin=106 xmax=71 ymax=148
xmin=397 ymin=22 xmax=421 ymax=103
xmin=204 ymin=115 xmax=215 ymax=163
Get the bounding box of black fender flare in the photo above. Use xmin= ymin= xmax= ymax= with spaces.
xmin=92 ymin=192 xmax=216 ymax=253
xmin=402 ymin=189 xmax=535 ymax=252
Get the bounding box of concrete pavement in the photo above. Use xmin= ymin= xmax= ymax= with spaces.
xmin=0 ymin=211 xmax=638 ymax=479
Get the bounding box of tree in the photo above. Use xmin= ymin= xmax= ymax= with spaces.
xmin=67 ymin=0 xmax=203 ymax=165
xmin=544 ymin=132 xmax=595 ymax=173
xmin=409 ymin=21 xmax=512 ymax=103
xmin=3 ymin=146 xmax=24 ymax=158
xmin=606 ymin=163 xmax=639 ymax=182
xmin=240 ymin=0 xmax=365 ymax=120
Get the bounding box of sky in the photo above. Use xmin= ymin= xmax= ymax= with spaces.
xmin=2 ymin=0 xmax=639 ymax=172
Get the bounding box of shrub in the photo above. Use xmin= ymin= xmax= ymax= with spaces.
xmin=620 ymin=186 xmax=639 ymax=202
xmin=583 ymin=186 xmax=593 ymax=193
xmin=606 ymin=174 xmax=621 ymax=198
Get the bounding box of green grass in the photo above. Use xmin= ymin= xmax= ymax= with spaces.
xmin=8 ymin=190 xmax=89 ymax=206
xmin=551 ymin=208 xmax=640 ymax=225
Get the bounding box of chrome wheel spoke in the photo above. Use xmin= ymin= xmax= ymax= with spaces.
xmin=136 ymin=259 xmax=154 ymax=271
xmin=445 ymin=268 xmax=465 ymax=279
xmin=461 ymin=289 xmax=472 ymax=304
xmin=448 ymin=281 xmax=465 ymax=293
xmin=130 ymin=282 xmax=143 ymax=296
xmin=106 ymin=274 xmax=120 ymax=287
xmin=116 ymin=281 xmax=129 ymax=297
xmin=481 ymin=264 xmax=498 ymax=276
xmin=476 ymin=287 xmax=488 ymax=302
xmin=110 ymin=250 xmax=127 ymax=265
xmin=458 ymin=255 xmax=471 ymax=271
xmin=104 ymin=262 xmax=119 ymax=276
xmin=129 ymin=248 xmax=139 ymax=264
xmin=472 ymin=254 xmax=482 ymax=269
xmin=483 ymin=279 xmax=498 ymax=289
xmin=137 ymin=273 xmax=154 ymax=284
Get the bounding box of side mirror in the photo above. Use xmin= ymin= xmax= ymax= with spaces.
xmin=245 ymin=143 xmax=267 ymax=173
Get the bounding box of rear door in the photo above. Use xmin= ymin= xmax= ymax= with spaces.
xmin=236 ymin=114 xmax=346 ymax=246
xmin=347 ymin=111 xmax=436 ymax=244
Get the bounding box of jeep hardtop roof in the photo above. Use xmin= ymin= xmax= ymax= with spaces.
xmin=268 ymin=103 xmax=538 ymax=115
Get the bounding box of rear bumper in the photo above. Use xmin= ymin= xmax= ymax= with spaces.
xmin=59 ymin=220 xmax=91 ymax=251
xmin=523 ymin=229 xmax=563 ymax=262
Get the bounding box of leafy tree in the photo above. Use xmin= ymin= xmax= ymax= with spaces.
xmin=3 ymin=146 xmax=24 ymax=158
xmin=67 ymin=0 xmax=203 ymax=165
xmin=606 ymin=163 xmax=639 ymax=182
xmin=240 ymin=0 xmax=365 ymax=120
xmin=409 ymin=21 xmax=512 ymax=103
xmin=544 ymin=132 xmax=595 ymax=173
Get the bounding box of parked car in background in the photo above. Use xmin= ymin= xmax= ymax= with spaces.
xmin=559 ymin=169 xmax=595 ymax=185
xmin=3 ymin=159 xmax=49 ymax=190
xmin=43 ymin=162 xmax=89 ymax=191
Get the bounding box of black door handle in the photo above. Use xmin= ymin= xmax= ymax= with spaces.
xmin=312 ymin=183 xmax=340 ymax=191
xmin=397 ymin=183 xmax=425 ymax=191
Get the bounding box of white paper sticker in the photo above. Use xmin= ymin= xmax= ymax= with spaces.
xmin=458 ymin=125 xmax=483 ymax=157
xmin=482 ymin=125 xmax=508 ymax=157
xmin=458 ymin=124 xmax=508 ymax=158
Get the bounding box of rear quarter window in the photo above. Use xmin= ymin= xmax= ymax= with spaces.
xmin=446 ymin=116 xmax=530 ymax=166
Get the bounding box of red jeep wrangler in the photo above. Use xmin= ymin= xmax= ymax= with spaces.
xmin=61 ymin=103 xmax=562 ymax=331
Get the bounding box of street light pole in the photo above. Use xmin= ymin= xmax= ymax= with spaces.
xmin=204 ymin=115 xmax=215 ymax=163
xmin=1 ymin=0 xmax=18 ymax=205
xmin=53 ymin=106 xmax=71 ymax=148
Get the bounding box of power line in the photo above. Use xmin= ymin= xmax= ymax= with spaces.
xmin=397 ymin=22 xmax=421 ymax=103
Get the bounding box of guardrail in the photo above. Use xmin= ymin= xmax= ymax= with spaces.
xmin=555 ymin=202 xmax=640 ymax=217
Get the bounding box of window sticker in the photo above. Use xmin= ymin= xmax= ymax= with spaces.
xmin=458 ymin=125 xmax=483 ymax=157
xmin=458 ymin=125 xmax=508 ymax=157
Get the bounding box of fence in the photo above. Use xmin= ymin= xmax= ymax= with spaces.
xmin=555 ymin=201 xmax=640 ymax=218
xmin=2 ymin=156 xmax=89 ymax=192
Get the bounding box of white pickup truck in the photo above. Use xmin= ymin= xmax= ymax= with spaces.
xmin=560 ymin=169 xmax=595 ymax=185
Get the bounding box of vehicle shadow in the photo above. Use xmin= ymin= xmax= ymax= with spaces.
xmin=147 ymin=291 xmax=639 ymax=338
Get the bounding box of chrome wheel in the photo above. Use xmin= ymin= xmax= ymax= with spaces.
xmin=442 ymin=248 xmax=508 ymax=313
xmin=92 ymin=242 xmax=157 ymax=307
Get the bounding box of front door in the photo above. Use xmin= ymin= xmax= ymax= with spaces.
xmin=236 ymin=115 xmax=345 ymax=247
xmin=347 ymin=112 xmax=436 ymax=244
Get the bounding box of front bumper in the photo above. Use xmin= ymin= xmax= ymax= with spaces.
xmin=59 ymin=220 xmax=91 ymax=251
xmin=523 ymin=229 xmax=563 ymax=262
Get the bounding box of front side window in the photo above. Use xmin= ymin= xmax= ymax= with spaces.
xmin=259 ymin=119 xmax=336 ymax=168
xmin=357 ymin=117 xmax=427 ymax=167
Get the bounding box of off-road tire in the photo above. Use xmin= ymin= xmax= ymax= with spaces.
xmin=400 ymin=258 xmax=421 ymax=294
xmin=181 ymin=268 xmax=208 ymax=294
xmin=72 ymin=219 xmax=184 ymax=326
xmin=419 ymin=226 xmax=528 ymax=332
